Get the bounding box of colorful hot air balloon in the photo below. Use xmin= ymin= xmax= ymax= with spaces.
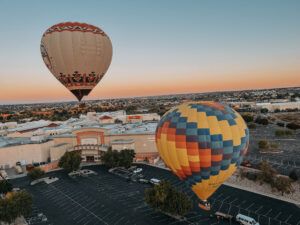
xmin=155 ymin=102 xmax=249 ymax=209
xmin=40 ymin=22 xmax=113 ymax=101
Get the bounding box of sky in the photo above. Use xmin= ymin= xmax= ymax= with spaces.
xmin=0 ymin=0 xmax=299 ymax=104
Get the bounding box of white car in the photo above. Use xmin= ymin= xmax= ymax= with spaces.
xmin=150 ymin=178 xmax=160 ymax=185
xmin=236 ymin=214 xmax=259 ymax=225
xmin=0 ymin=170 xmax=8 ymax=179
xmin=133 ymin=168 xmax=143 ymax=174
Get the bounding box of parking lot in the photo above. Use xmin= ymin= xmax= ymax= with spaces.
xmin=11 ymin=164 xmax=300 ymax=225
xmin=243 ymin=124 xmax=300 ymax=176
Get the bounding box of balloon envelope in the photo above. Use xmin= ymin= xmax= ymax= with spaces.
xmin=155 ymin=102 xmax=249 ymax=201
xmin=40 ymin=22 xmax=113 ymax=101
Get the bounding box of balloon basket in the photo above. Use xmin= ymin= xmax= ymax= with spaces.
xmin=198 ymin=203 xmax=211 ymax=211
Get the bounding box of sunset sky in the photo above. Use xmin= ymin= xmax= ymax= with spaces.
xmin=0 ymin=0 xmax=299 ymax=104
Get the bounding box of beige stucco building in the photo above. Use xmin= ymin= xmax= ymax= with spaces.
xmin=0 ymin=122 xmax=159 ymax=169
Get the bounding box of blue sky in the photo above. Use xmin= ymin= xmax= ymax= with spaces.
xmin=0 ymin=0 xmax=299 ymax=103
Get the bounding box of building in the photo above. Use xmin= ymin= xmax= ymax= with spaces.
xmin=0 ymin=115 xmax=160 ymax=169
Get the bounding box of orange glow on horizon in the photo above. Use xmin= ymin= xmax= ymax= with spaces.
xmin=1 ymin=69 xmax=299 ymax=103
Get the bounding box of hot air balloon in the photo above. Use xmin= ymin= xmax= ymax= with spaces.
xmin=40 ymin=22 xmax=113 ymax=101
xmin=155 ymin=101 xmax=249 ymax=210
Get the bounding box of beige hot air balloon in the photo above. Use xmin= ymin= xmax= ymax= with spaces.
xmin=40 ymin=22 xmax=113 ymax=101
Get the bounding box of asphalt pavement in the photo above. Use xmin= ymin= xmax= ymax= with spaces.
xmin=10 ymin=164 xmax=300 ymax=225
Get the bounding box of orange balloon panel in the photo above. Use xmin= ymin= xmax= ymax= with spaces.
xmin=41 ymin=22 xmax=113 ymax=101
xmin=155 ymin=102 xmax=249 ymax=201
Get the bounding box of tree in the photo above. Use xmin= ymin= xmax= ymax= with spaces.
xmin=119 ymin=149 xmax=136 ymax=168
xmin=256 ymin=160 xmax=277 ymax=184
xmin=241 ymin=113 xmax=254 ymax=123
xmin=0 ymin=190 xmax=33 ymax=224
xmin=258 ymin=139 xmax=269 ymax=149
xmin=101 ymin=150 xmax=120 ymax=168
xmin=59 ymin=151 xmax=82 ymax=171
xmin=145 ymin=180 xmax=192 ymax=216
xmin=0 ymin=180 xmax=12 ymax=194
xmin=248 ymin=123 xmax=256 ymax=129
xmin=101 ymin=149 xmax=135 ymax=168
xmin=273 ymin=177 xmax=295 ymax=196
xmin=27 ymin=167 xmax=45 ymax=180
xmin=289 ymin=170 xmax=298 ymax=181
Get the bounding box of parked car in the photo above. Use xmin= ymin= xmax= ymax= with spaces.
xmin=133 ymin=168 xmax=143 ymax=174
xmin=0 ymin=170 xmax=8 ymax=179
xmin=236 ymin=213 xmax=259 ymax=225
xmin=241 ymin=161 xmax=251 ymax=167
xmin=16 ymin=161 xmax=21 ymax=166
xmin=15 ymin=166 xmax=23 ymax=174
xmin=150 ymin=178 xmax=160 ymax=185
xmin=26 ymin=164 xmax=34 ymax=171
xmin=138 ymin=179 xmax=149 ymax=184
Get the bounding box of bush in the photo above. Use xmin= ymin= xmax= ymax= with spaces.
xmin=289 ymin=170 xmax=298 ymax=181
xmin=0 ymin=190 xmax=33 ymax=224
xmin=248 ymin=123 xmax=256 ymax=129
xmin=145 ymin=180 xmax=192 ymax=216
xmin=276 ymin=122 xmax=284 ymax=127
xmin=273 ymin=177 xmax=294 ymax=196
xmin=59 ymin=151 xmax=82 ymax=171
xmin=241 ymin=113 xmax=254 ymax=123
xmin=27 ymin=167 xmax=45 ymax=180
xmin=286 ymin=123 xmax=300 ymax=130
xmin=275 ymin=129 xmax=294 ymax=136
xmin=270 ymin=143 xmax=279 ymax=148
xmin=256 ymin=160 xmax=277 ymax=184
xmin=0 ymin=180 xmax=12 ymax=194
xmin=255 ymin=117 xmax=269 ymax=125
xmin=258 ymin=139 xmax=269 ymax=149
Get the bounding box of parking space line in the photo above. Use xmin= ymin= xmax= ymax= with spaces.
xmin=255 ymin=205 xmax=263 ymax=213
xmin=284 ymin=214 xmax=292 ymax=223
xmin=245 ymin=202 xmax=255 ymax=210
xmin=264 ymin=208 xmax=272 ymax=216
xmin=274 ymin=212 xmax=282 ymax=220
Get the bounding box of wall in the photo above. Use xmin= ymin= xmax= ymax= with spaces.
xmin=105 ymin=134 xmax=157 ymax=154
xmin=0 ymin=140 xmax=54 ymax=168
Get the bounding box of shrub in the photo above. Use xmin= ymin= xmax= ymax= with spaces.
xmin=258 ymin=139 xmax=269 ymax=149
xmin=289 ymin=170 xmax=298 ymax=181
xmin=255 ymin=117 xmax=269 ymax=125
xmin=275 ymin=129 xmax=294 ymax=136
xmin=273 ymin=177 xmax=294 ymax=196
xmin=276 ymin=122 xmax=284 ymax=127
xmin=241 ymin=113 xmax=254 ymax=123
xmin=270 ymin=143 xmax=279 ymax=148
xmin=256 ymin=160 xmax=277 ymax=184
xmin=27 ymin=167 xmax=45 ymax=180
xmin=248 ymin=123 xmax=256 ymax=129
xmin=286 ymin=123 xmax=300 ymax=130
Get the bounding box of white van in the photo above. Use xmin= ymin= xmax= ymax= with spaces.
xmin=236 ymin=214 xmax=259 ymax=225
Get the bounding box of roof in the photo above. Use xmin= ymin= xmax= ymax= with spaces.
xmin=100 ymin=115 xmax=112 ymax=120
xmin=111 ymin=139 xmax=134 ymax=144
